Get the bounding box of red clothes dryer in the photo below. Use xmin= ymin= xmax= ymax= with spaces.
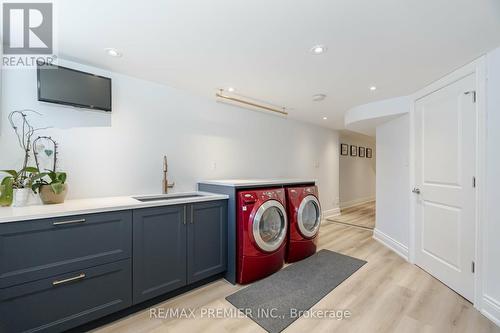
xmin=285 ymin=185 xmax=321 ymax=263
xmin=236 ymin=188 xmax=288 ymax=284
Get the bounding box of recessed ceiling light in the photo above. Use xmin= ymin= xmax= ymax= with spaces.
xmin=310 ymin=45 xmax=327 ymax=55
xmin=105 ymin=48 xmax=122 ymax=57
xmin=323 ymin=117 xmax=328 ymax=120
xmin=227 ymin=87 xmax=235 ymax=92
xmin=370 ymin=86 xmax=377 ymax=91
xmin=312 ymin=93 xmax=327 ymax=101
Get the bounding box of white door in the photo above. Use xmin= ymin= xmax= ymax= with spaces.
xmin=414 ymin=73 xmax=476 ymax=301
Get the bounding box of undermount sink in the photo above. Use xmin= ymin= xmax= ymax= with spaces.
xmin=132 ymin=193 xmax=206 ymax=202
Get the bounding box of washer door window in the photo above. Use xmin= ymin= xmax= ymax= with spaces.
xmin=252 ymin=200 xmax=287 ymax=252
xmin=297 ymin=195 xmax=321 ymax=238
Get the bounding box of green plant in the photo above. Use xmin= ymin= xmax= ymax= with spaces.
xmin=0 ymin=177 xmax=14 ymax=207
xmin=32 ymin=171 xmax=67 ymax=195
xmin=1 ymin=167 xmax=40 ymax=189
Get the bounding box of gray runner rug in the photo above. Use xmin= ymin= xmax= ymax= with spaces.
xmin=225 ymin=249 xmax=366 ymax=333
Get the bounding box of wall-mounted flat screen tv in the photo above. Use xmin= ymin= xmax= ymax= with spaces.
xmin=37 ymin=64 xmax=112 ymax=111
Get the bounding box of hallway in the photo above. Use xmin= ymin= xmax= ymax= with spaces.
xmin=327 ymin=201 xmax=375 ymax=230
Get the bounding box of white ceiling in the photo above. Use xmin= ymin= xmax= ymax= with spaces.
xmin=58 ymin=0 xmax=500 ymax=129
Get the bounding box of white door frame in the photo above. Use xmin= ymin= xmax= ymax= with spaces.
xmin=408 ymin=56 xmax=487 ymax=308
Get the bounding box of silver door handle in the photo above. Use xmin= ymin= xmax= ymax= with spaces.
xmin=53 ymin=218 xmax=86 ymax=226
xmin=52 ymin=273 xmax=86 ymax=286
xmin=412 ymin=188 xmax=421 ymax=194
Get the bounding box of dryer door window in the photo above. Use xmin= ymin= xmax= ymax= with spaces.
xmin=298 ymin=195 xmax=321 ymax=238
xmin=252 ymin=200 xmax=287 ymax=252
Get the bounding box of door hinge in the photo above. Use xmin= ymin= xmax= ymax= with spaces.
xmin=472 ymin=261 xmax=475 ymax=273
xmin=473 ymin=176 xmax=476 ymax=188
xmin=464 ymin=90 xmax=476 ymax=103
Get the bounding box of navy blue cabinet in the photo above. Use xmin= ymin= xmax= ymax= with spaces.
xmin=133 ymin=200 xmax=228 ymax=303
xmin=0 ymin=199 xmax=227 ymax=332
xmin=0 ymin=260 xmax=132 ymax=333
xmin=0 ymin=211 xmax=132 ymax=333
xmin=187 ymin=201 xmax=227 ymax=284
xmin=0 ymin=211 xmax=132 ymax=289
xmin=132 ymin=205 xmax=187 ymax=304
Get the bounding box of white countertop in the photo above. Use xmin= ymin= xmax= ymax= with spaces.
xmin=0 ymin=191 xmax=228 ymax=224
xmin=199 ymin=178 xmax=316 ymax=187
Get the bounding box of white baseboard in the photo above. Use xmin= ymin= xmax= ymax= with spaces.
xmin=373 ymin=228 xmax=409 ymax=260
xmin=340 ymin=197 xmax=375 ymax=209
xmin=482 ymin=295 xmax=500 ymax=327
xmin=322 ymin=207 xmax=340 ymax=220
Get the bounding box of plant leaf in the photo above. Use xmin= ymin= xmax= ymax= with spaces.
xmin=23 ymin=167 xmax=39 ymax=174
xmin=56 ymin=172 xmax=67 ymax=183
xmin=31 ymin=172 xmax=49 ymax=182
xmin=51 ymin=182 xmax=65 ymax=195
xmin=1 ymin=176 xmax=14 ymax=186
xmin=46 ymin=171 xmax=57 ymax=182
xmin=1 ymin=170 xmax=18 ymax=178
xmin=31 ymin=182 xmax=43 ymax=194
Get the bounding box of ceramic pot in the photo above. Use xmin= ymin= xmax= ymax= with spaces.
xmin=12 ymin=188 xmax=31 ymax=207
xmin=39 ymin=184 xmax=68 ymax=204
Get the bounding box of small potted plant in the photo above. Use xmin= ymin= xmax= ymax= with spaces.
xmin=31 ymin=135 xmax=67 ymax=204
xmin=1 ymin=110 xmax=49 ymax=207
xmin=1 ymin=167 xmax=40 ymax=207
xmin=32 ymin=171 xmax=68 ymax=204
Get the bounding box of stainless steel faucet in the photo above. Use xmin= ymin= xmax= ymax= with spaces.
xmin=162 ymin=155 xmax=175 ymax=194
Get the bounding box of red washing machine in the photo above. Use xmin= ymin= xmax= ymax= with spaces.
xmin=236 ymin=188 xmax=288 ymax=284
xmin=285 ymin=185 xmax=321 ymax=263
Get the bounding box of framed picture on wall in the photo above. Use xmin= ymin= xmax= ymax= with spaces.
xmin=359 ymin=146 xmax=366 ymax=157
xmin=350 ymin=145 xmax=357 ymax=156
xmin=341 ymin=143 xmax=349 ymax=156
xmin=366 ymin=148 xmax=372 ymax=158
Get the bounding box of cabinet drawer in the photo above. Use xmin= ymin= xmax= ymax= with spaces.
xmin=0 ymin=259 xmax=132 ymax=333
xmin=0 ymin=210 xmax=132 ymax=288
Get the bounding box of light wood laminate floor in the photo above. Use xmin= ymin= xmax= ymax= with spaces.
xmin=327 ymin=201 xmax=376 ymax=230
xmin=92 ymin=222 xmax=498 ymax=333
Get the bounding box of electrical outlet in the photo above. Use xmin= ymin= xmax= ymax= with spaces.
xmin=314 ymin=161 xmax=320 ymax=168
xmin=211 ymin=161 xmax=217 ymax=171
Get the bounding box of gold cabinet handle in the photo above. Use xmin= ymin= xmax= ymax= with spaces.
xmin=53 ymin=218 xmax=86 ymax=226
xmin=52 ymin=273 xmax=86 ymax=286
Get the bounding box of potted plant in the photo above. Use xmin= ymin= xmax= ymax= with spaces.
xmin=32 ymin=171 xmax=68 ymax=204
xmin=31 ymin=136 xmax=67 ymax=204
xmin=1 ymin=110 xmax=49 ymax=207
xmin=1 ymin=167 xmax=40 ymax=207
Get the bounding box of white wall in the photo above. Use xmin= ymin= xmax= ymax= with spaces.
xmin=483 ymin=47 xmax=500 ymax=324
xmin=345 ymin=96 xmax=411 ymax=136
xmin=0 ymin=60 xmax=340 ymax=214
xmin=339 ymin=131 xmax=376 ymax=208
xmin=374 ymin=114 xmax=410 ymax=258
